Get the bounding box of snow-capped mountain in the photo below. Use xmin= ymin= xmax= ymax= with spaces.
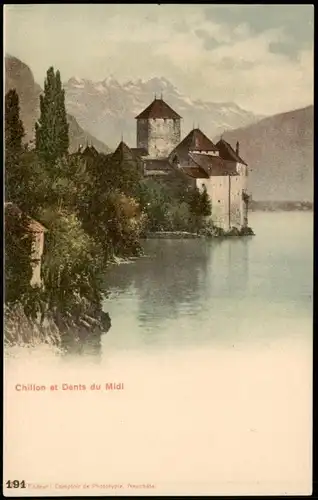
xmin=63 ymin=76 xmax=263 ymax=148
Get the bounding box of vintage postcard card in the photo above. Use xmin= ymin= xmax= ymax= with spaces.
xmin=3 ymin=4 xmax=313 ymax=496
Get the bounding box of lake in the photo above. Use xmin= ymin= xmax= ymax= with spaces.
xmin=102 ymin=211 xmax=313 ymax=353
xmin=4 ymin=212 xmax=313 ymax=496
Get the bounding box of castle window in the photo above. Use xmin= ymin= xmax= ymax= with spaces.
xmin=218 ymin=200 xmax=220 ymax=203
xmin=172 ymin=154 xmax=179 ymax=164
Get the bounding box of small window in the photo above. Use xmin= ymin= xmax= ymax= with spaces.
xmin=218 ymin=200 xmax=220 ymax=203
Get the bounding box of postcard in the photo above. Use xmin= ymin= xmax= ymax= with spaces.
xmin=3 ymin=4 xmax=313 ymax=496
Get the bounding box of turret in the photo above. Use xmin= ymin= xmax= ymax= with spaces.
xmin=135 ymin=98 xmax=181 ymax=158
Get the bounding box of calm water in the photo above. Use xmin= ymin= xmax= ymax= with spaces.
xmin=102 ymin=212 xmax=313 ymax=353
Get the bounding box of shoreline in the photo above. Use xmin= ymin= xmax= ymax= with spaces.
xmin=141 ymin=228 xmax=255 ymax=239
xmin=5 ymin=226 xmax=255 ymax=351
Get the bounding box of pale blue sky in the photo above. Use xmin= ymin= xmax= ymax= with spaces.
xmin=4 ymin=4 xmax=314 ymax=115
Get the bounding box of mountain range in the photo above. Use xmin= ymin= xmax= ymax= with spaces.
xmin=63 ymin=74 xmax=314 ymax=201
xmin=5 ymin=55 xmax=313 ymax=201
xmin=63 ymin=75 xmax=262 ymax=148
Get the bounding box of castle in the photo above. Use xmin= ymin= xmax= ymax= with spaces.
xmin=83 ymin=96 xmax=251 ymax=231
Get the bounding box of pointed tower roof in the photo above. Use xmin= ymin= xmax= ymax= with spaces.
xmin=172 ymin=128 xmax=218 ymax=157
xmin=82 ymin=144 xmax=99 ymax=157
xmin=135 ymin=98 xmax=181 ymax=120
xmin=112 ymin=141 xmax=136 ymax=163
xmin=215 ymin=138 xmax=247 ymax=166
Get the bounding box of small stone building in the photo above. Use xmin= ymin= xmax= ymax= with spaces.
xmin=5 ymin=202 xmax=47 ymax=287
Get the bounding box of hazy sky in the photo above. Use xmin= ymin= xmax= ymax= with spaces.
xmin=4 ymin=4 xmax=314 ymax=115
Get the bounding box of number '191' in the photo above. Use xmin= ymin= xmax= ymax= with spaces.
xmin=6 ymin=480 xmax=26 ymax=488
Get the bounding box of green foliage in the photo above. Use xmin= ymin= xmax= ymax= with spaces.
xmin=79 ymin=151 xmax=145 ymax=260
xmin=5 ymin=210 xmax=33 ymax=305
xmin=5 ymin=89 xmax=25 ymax=202
xmin=5 ymin=89 xmax=24 ymax=156
xmin=138 ymin=179 xmax=172 ymax=231
xmin=40 ymin=209 xmax=104 ymax=316
xmin=103 ymin=192 xmax=146 ymax=256
xmin=188 ymin=187 xmax=203 ymax=217
xmin=7 ymin=151 xmax=49 ymax=215
xmin=166 ymin=202 xmax=191 ymax=231
xmin=188 ymin=185 xmax=211 ymax=217
xmin=90 ymin=148 xmax=143 ymax=198
xmin=137 ymin=178 xmax=211 ymax=233
xmin=187 ymin=184 xmax=212 ymax=231
xmin=200 ymin=185 xmax=212 ymax=217
xmin=35 ymin=67 xmax=69 ymax=165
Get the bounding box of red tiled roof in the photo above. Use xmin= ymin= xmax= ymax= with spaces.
xmin=28 ymin=220 xmax=47 ymax=233
xmin=215 ymin=139 xmax=247 ymax=166
xmin=189 ymin=153 xmax=238 ymax=176
xmin=143 ymin=158 xmax=173 ymax=172
xmin=135 ymin=98 xmax=181 ymax=120
xmin=170 ymin=129 xmax=218 ymax=162
xmin=4 ymin=202 xmax=47 ymax=232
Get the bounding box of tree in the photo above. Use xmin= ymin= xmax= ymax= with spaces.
xmin=5 ymin=208 xmax=33 ymax=305
xmin=92 ymin=145 xmax=143 ymax=199
xmin=5 ymin=89 xmax=25 ymax=202
xmin=35 ymin=67 xmax=69 ymax=165
xmin=5 ymin=89 xmax=24 ymax=157
xmin=188 ymin=187 xmax=203 ymax=217
xmin=188 ymin=185 xmax=212 ymax=231
xmin=188 ymin=185 xmax=212 ymax=217
xmin=138 ymin=178 xmax=172 ymax=232
xmin=40 ymin=209 xmax=104 ymax=316
xmin=200 ymin=184 xmax=212 ymax=217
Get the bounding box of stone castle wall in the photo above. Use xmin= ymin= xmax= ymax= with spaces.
xmin=137 ymin=118 xmax=181 ymax=158
xmin=197 ymin=173 xmax=247 ymax=231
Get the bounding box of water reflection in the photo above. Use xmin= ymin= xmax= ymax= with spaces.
xmin=205 ymin=237 xmax=251 ymax=296
xmin=106 ymin=238 xmax=250 ymax=315
xmin=100 ymin=213 xmax=312 ymax=352
xmin=102 ymin=238 xmax=251 ymax=349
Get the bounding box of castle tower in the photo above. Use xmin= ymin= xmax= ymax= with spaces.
xmin=135 ymin=97 xmax=181 ymax=158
